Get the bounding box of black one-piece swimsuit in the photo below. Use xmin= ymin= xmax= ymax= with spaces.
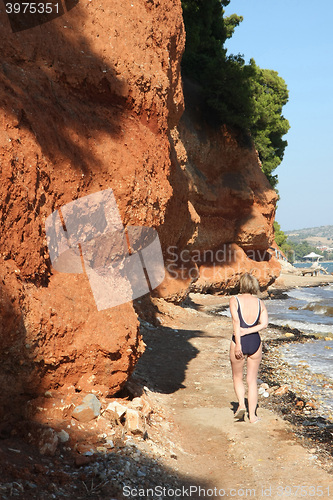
xmin=232 ymin=297 xmax=261 ymax=356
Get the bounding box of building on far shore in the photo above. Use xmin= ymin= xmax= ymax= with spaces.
xmin=316 ymin=245 xmax=333 ymax=252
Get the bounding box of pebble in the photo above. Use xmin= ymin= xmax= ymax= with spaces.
xmin=38 ymin=428 xmax=59 ymax=456
xmin=274 ymin=385 xmax=290 ymax=396
xmin=57 ymin=430 xmax=70 ymax=443
xmin=75 ymin=455 xmax=93 ymax=467
xmin=305 ymin=401 xmax=317 ymax=410
xmin=267 ymin=386 xmax=279 ymax=394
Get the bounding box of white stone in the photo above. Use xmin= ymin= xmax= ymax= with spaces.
xmin=106 ymin=402 xmax=127 ymax=418
xmin=125 ymin=408 xmax=145 ymax=435
xmin=129 ymin=397 xmax=143 ymax=411
xmin=57 ymin=430 xmax=70 ymax=443
xmin=72 ymin=394 xmax=101 ymax=422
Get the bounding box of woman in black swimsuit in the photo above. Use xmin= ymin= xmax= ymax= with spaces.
xmin=229 ymin=273 xmax=268 ymax=423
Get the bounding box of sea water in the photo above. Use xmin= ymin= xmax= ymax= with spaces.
xmin=220 ymin=281 xmax=333 ymax=336
xmin=265 ymin=284 xmax=333 ymax=336
xmin=266 ymin=283 xmax=333 ymax=420
xmin=294 ymin=261 xmax=333 ymax=274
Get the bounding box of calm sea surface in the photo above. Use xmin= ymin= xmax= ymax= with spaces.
xmin=294 ymin=260 xmax=333 ymax=273
xmin=267 ymin=275 xmax=333 ymax=419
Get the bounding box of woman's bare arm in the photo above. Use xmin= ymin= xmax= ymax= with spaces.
xmin=229 ymin=296 xmax=243 ymax=358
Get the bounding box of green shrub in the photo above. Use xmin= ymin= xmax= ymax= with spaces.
xmin=181 ymin=0 xmax=290 ymax=189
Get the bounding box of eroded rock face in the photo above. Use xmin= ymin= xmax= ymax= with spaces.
xmin=157 ymin=107 xmax=281 ymax=300
xmin=0 ymin=0 xmax=185 ymax=411
xmin=0 ymin=0 xmax=280 ymax=417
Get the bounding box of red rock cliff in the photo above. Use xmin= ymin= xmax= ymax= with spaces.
xmin=0 ymin=0 xmax=185 ymax=414
xmin=157 ymin=85 xmax=280 ymax=301
xmin=0 ymin=0 xmax=279 ymax=414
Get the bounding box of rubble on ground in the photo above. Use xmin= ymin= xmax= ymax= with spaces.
xmin=0 ymin=380 xmax=183 ymax=499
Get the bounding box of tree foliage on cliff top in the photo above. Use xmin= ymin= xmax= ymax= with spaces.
xmin=250 ymin=63 xmax=290 ymax=187
xmin=181 ymin=0 xmax=290 ymax=189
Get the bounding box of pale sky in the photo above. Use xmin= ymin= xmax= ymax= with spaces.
xmin=224 ymin=0 xmax=333 ymax=231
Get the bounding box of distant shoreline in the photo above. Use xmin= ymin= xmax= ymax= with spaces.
xmin=269 ymin=271 xmax=333 ymax=293
xmin=293 ymin=260 xmax=333 ymax=264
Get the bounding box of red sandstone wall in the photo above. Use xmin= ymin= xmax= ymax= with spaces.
xmin=157 ymin=109 xmax=281 ymax=301
xmin=0 ymin=0 xmax=279 ymax=411
xmin=0 ymin=0 xmax=185 ymax=408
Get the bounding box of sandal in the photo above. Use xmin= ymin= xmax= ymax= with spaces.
xmin=249 ymin=417 xmax=261 ymax=424
xmin=234 ymin=408 xmax=246 ymax=420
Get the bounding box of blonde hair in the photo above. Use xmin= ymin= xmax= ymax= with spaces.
xmin=239 ymin=273 xmax=260 ymax=295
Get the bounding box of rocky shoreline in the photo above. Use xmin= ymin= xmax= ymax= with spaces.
xmin=258 ymin=326 xmax=333 ymax=474
xmin=258 ymin=273 xmax=333 ymax=473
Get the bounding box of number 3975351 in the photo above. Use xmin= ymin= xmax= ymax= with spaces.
xmin=5 ymin=3 xmax=60 ymax=14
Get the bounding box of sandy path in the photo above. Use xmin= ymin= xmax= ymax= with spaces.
xmin=136 ymin=291 xmax=333 ymax=499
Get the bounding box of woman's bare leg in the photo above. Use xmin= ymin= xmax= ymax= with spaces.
xmin=247 ymin=344 xmax=262 ymax=423
xmin=230 ymin=342 xmax=246 ymax=412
